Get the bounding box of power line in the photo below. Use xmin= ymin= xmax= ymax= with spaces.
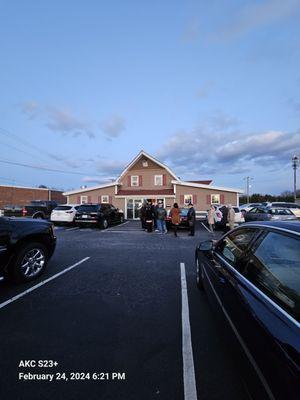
xmin=0 ymin=159 xmax=91 ymax=176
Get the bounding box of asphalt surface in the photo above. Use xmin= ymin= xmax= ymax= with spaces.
xmin=0 ymin=221 xmax=253 ymax=400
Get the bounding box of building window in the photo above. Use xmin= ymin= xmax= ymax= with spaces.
xmin=211 ymin=194 xmax=220 ymax=204
xmin=101 ymin=195 xmax=109 ymax=203
xmin=142 ymin=160 xmax=148 ymax=167
xmin=184 ymin=194 xmax=193 ymax=205
xmin=131 ymin=176 xmax=139 ymax=186
xmin=154 ymin=175 xmax=163 ymax=186
xmin=81 ymin=195 xmax=88 ymax=204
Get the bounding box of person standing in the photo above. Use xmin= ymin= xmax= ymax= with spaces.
xmin=219 ymin=205 xmax=229 ymax=232
xmin=207 ymin=205 xmax=215 ymax=233
xmin=170 ymin=203 xmax=180 ymax=237
xmin=145 ymin=201 xmax=154 ymax=232
xmin=227 ymin=204 xmax=235 ymax=231
xmin=156 ymin=202 xmax=167 ymax=234
xmin=152 ymin=200 xmax=159 ymax=232
xmin=139 ymin=202 xmax=147 ymax=230
xmin=187 ymin=203 xmax=196 ymax=236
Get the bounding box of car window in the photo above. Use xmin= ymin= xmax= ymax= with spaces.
xmin=78 ymin=205 xmax=99 ymax=212
xmin=215 ymin=229 xmax=258 ymax=269
xmin=243 ymin=232 xmax=300 ymax=322
xmin=233 ymin=207 xmax=239 ymax=213
xmin=249 ymin=208 xmax=257 ymax=213
xmin=268 ymin=209 xmax=293 ymax=215
xmin=55 ymin=206 xmax=72 ymax=211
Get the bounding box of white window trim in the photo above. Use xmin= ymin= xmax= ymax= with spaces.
xmin=81 ymin=195 xmax=88 ymax=204
xmin=154 ymin=174 xmax=163 ymax=186
xmin=101 ymin=195 xmax=109 ymax=203
xmin=131 ymin=175 xmax=139 ymax=186
xmin=211 ymin=194 xmax=220 ymax=204
xmin=184 ymin=194 xmax=193 ymax=205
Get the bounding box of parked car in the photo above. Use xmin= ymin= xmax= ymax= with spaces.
xmin=0 ymin=216 xmax=56 ymax=283
xmin=195 ymin=221 xmax=300 ymax=400
xmin=165 ymin=208 xmax=190 ymax=229
xmin=50 ymin=204 xmax=80 ymax=225
xmin=239 ymin=203 xmax=262 ymax=214
xmin=3 ymin=204 xmax=24 ymax=218
xmin=261 ymin=202 xmax=300 ymax=218
xmin=245 ymin=206 xmax=297 ymax=222
xmin=22 ymin=200 xmax=59 ymax=219
xmin=75 ymin=203 xmax=124 ymax=228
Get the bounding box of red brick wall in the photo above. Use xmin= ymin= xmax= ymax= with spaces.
xmin=0 ymin=186 xmax=65 ymax=209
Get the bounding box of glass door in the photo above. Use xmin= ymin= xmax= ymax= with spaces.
xmin=134 ymin=199 xmax=143 ymax=219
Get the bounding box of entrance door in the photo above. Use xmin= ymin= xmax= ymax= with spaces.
xmin=126 ymin=199 xmax=144 ymax=219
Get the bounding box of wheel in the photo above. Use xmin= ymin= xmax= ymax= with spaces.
xmin=196 ymin=256 xmax=205 ymax=290
xmin=33 ymin=213 xmax=44 ymax=219
xmin=101 ymin=219 xmax=108 ymax=229
xmin=9 ymin=242 xmax=48 ymax=283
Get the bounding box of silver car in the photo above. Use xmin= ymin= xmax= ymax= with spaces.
xmin=245 ymin=206 xmax=298 ymax=222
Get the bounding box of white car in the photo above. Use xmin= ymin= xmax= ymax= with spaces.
xmin=50 ymin=204 xmax=80 ymax=224
xmin=211 ymin=205 xmax=245 ymax=226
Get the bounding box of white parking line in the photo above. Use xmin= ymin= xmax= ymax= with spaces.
xmin=0 ymin=257 xmax=90 ymax=310
xmin=201 ymin=222 xmax=211 ymax=233
xmin=103 ymin=221 xmax=130 ymax=231
xmin=180 ymin=262 xmax=198 ymax=400
xmin=66 ymin=227 xmax=79 ymax=231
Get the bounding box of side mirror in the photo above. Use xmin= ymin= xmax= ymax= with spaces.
xmin=199 ymin=240 xmax=214 ymax=251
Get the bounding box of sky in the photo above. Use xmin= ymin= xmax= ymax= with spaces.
xmin=0 ymin=0 xmax=300 ymax=195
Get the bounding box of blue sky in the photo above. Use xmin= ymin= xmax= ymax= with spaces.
xmin=0 ymin=0 xmax=299 ymax=194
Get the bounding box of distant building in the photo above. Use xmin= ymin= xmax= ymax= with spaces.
xmin=64 ymin=150 xmax=243 ymax=219
xmin=0 ymin=185 xmax=65 ymax=209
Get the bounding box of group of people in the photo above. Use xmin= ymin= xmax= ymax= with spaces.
xmin=139 ymin=201 xmax=196 ymax=237
xmin=207 ymin=204 xmax=235 ymax=233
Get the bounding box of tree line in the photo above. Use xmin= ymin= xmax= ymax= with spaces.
xmin=240 ymin=190 xmax=300 ymax=204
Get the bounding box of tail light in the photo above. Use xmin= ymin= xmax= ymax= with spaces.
xmin=22 ymin=207 xmax=27 ymax=216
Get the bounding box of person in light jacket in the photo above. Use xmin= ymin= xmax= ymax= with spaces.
xmin=207 ymin=205 xmax=215 ymax=233
xmin=156 ymin=202 xmax=167 ymax=234
xmin=227 ymin=204 xmax=235 ymax=231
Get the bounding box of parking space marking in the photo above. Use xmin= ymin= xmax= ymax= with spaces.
xmin=180 ymin=262 xmax=198 ymax=400
xmin=103 ymin=221 xmax=130 ymax=231
xmin=0 ymin=257 xmax=90 ymax=310
xmin=66 ymin=227 xmax=79 ymax=231
xmin=201 ymin=222 xmax=211 ymax=233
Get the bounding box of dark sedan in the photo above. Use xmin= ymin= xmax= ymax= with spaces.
xmin=75 ymin=203 xmax=124 ymax=228
xmin=245 ymin=206 xmax=297 ymax=222
xmin=0 ymin=217 xmax=56 ymax=283
xmin=195 ymin=221 xmax=300 ymax=400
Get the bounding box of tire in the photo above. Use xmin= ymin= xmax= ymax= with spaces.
xmin=9 ymin=242 xmax=48 ymax=283
xmin=33 ymin=213 xmax=44 ymax=219
xmin=101 ymin=219 xmax=108 ymax=229
xmin=196 ymin=256 xmax=205 ymax=290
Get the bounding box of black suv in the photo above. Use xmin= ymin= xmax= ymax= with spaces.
xmin=0 ymin=217 xmax=56 ymax=283
xmin=75 ymin=204 xmax=124 ymax=228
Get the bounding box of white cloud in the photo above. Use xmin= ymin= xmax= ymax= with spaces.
xmin=211 ymin=0 xmax=300 ymax=41
xmin=100 ymin=115 xmax=126 ymax=138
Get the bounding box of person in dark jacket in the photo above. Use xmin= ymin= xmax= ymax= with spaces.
xmin=139 ymin=202 xmax=147 ymax=230
xmin=219 ymin=205 xmax=229 ymax=232
xmin=145 ymin=201 xmax=154 ymax=232
xmin=187 ymin=203 xmax=196 ymax=236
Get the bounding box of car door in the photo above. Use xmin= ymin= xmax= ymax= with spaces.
xmin=214 ymin=229 xmax=300 ymax=400
xmin=0 ymin=218 xmax=11 ymax=271
xmin=245 ymin=207 xmax=259 ymax=221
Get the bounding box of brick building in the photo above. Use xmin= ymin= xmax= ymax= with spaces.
xmin=0 ymin=185 xmax=65 ymax=209
xmin=64 ymin=150 xmax=243 ymax=219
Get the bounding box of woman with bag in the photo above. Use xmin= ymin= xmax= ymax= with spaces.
xmin=170 ymin=203 xmax=180 ymax=237
xmin=207 ymin=205 xmax=215 ymax=233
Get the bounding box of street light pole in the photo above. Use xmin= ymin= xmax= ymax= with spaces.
xmin=243 ymin=176 xmax=253 ymax=203
xmin=292 ymin=155 xmax=299 ymax=202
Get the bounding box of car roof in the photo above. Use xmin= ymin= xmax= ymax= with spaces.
xmin=242 ymin=221 xmax=300 ymax=234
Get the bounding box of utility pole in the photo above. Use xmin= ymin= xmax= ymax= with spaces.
xmin=243 ymin=176 xmax=253 ymax=203
xmin=292 ymin=155 xmax=299 ymax=202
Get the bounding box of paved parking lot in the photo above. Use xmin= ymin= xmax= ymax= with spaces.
xmin=0 ymin=221 xmax=254 ymax=400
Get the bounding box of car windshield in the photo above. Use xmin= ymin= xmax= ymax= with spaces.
xmin=77 ymin=205 xmax=99 ymax=212
xmin=55 ymin=206 xmax=73 ymax=211
xmin=268 ymin=208 xmax=293 ymax=215
xmin=30 ymin=201 xmax=45 ymax=205
xmin=233 ymin=207 xmax=239 ymax=212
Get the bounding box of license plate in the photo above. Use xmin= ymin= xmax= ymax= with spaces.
xmin=82 ymin=215 xmax=88 ymax=218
